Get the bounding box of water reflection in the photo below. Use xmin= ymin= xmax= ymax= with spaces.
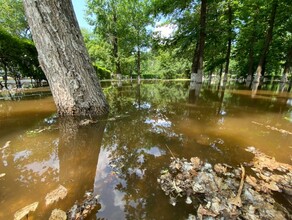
xmin=0 ymin=81 xmax=291 ymax=219
xmin=58 ymin=117 xmax=106 ymax=203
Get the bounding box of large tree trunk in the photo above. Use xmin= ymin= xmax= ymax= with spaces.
xmin=191 ymin=41 xmax=199 ymax=81
xmin=23 ymin=0 xmax=109 ymax=116
xmin=254 ymin=0 xmax=278 ymax=83
xmin=192 ymin=0 xmax=207 ymax=83
xmin=223 ymin=2 xmax=233 ymax=82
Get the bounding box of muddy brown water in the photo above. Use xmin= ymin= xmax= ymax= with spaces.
xmin=0 ymin=81 xmax=291 ymax=219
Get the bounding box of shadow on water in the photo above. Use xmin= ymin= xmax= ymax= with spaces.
xmin=0 ymin=116 xmax=107 ymax=219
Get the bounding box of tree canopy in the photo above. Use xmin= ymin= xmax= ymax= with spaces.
xmin=0 ymin=0 xmax=291 ymax=84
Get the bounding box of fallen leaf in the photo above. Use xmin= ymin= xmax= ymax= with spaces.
xmin=49 ymin=209 xmax=67 ymax=220
xmin=0 ymin=141 xmax=10 ymax=150
xmin=197 ymin=204 xmax=217 ymax=219
xmin=45 ymin=185 xmax=68 ymax=206
xmin=14 ymin=202 xmax=38 ymax=220
xmin=214 ymin=163 xmax=227 ymax=174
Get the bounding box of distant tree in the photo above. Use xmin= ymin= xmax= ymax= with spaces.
xmin=254 ymin=0 xmax=278 ymax=82
xmin=23 ymin=0 xmax=109 ymax=116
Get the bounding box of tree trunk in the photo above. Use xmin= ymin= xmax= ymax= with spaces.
xmin=281 ymin=44 xmax=292 ymax=83
xmin=113 ymin=10 xmax=122 ymax=78
xmin=137 ymin=47 xmax=141 ymax=83
xmin=223 ymin=2 xmax=232 ymax=82
xmin=3 ymin=64 xmax=8 ymax=89
xmin=23 ymin=0 xmax=109 ymax=116
xmin=254 ymin=0 xmax=278 ymax=83
xmin=192 ymin=0 xmax=206 ymax=83
xmin=247 ymin=39 xmax=255 ymax=79
xmin=191 ymin=41 xmax=199 ymax=81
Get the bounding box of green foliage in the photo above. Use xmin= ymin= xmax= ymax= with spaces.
xmin=94 ymin=65 xmax=111 ymax=80
xmin=0 ymin=0 xmax=29 ymax=38
xmin=0 ymin=27 xmax=45 ymax=84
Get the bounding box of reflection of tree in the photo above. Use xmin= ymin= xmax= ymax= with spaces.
xmin=58 ymin=117 xmax=106 ymax=208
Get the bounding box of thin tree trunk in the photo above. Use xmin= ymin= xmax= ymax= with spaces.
xmin=281 ymin=45 xmax=292 ymax=83
xmin=23 ymin=0 xmax=109 ymax=116
xmin=113 ymin=11 xmax=122 ymax=78
xmin=254 ymin=0 xmax=278 ymax=82
xmin=193 ymin=0 xmax=207 ymax=83
xmin=247 ymin=40 xmax=255 ymax=78
xmin=223 ymin=2 xmax=232 ymax=82
xmin=137 ymin=47 xmax=141 ymax=83
xmin=3 ymin=64 xmax=8 ymax=89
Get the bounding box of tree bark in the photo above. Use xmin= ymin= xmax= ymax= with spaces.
xmin=281 ymin=44 xmax=292 ymax=83
xmin=23 ymin=0 xmax=109 ymax=116
xmin=137 ymin=47 xmax=141 ymax=83
xmin=192 ymin=0 xmax=206 ymax=83
xmin=254 ymin=0 xmax=278 ymax=82
xmin=113 ymin=9 xmax=122 ymax=78
xmin=223 ymin=2 xmax=233 ymax=82
xmin=191 ymin=42 xmax=199 ymax=76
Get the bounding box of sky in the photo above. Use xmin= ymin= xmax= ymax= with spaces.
xmin=71 ymin=0 xmax=174 ymax=37
xmin=72 ymin=0 xmax=92 ymax=30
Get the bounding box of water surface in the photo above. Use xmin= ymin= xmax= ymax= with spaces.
xmin=0 ymin=81 xmax=291 ymax=219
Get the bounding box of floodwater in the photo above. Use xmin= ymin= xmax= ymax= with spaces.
xmin=0 ymin=81 xmax=291 ymax=219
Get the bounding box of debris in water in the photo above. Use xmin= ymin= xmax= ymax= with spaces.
xmin=246 ymin=146 xmax=292 ymax=194
xmin=0 ymin=173 xmax=6 ymax=178
xmin=251 ymin=121 xmax=292 ymax=135
xmin=49 ymin=209 xmax=67 ymax=220
xmin=158 ymin=148 xmax=291 ymax=219
xmin=0 ymin=140 xmax=10 ymax=150
xmin=79 ymin=119 xmax=96 ymax=126
xmin=67 ymin=191 xmax=100 ymax=220
xmin=45 ymin=185 xmax=68 ymax=206
xmin=14 ymin=202 xmax=39 ymax=220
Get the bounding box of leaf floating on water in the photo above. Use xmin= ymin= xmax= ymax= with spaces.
xmin=79 ymin=119 xmax=97 ymax=126
xmin=214 ymin=163 xmax=227 ymax=174
xmin=0 ymin=141 xmax=10 ymax=150
xmin=197 ymin=204 xmax=218 ymax=219
xmin=14 ymin=202 xmax=38 ymax=220
xmin=0 ymin=173 xmax=6 ymax=178
xmin=158 ymin=149 xmax=291 ymax=219
xmin=67 ymin=192 xmax=101 ymax=220
xmin=49 ymin=209 xmax=67 ymax=220
xmin=45 ymin=185 xmax=68 ymax=206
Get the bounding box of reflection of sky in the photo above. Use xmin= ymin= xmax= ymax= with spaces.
xmin=138 ymin=146 xmax=166 ymax=158
xmin=13 ymin=150 xmax=32 ymax=162
xmin=145 ymin=115 xmax=179 ymax=137
xmin=23 ymin=151 xmax=59 ymax=176
xmin=94 ymin=147 xmax=126 ymax=220
xmin=134 ymin=102 xmax=151 ymax=110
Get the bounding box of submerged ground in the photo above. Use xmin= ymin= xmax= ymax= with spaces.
xmin=0 ymin=80 xmax=291 ymax=219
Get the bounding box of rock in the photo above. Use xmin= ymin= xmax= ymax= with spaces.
xmin=14 ymin=202 xmax=39 ymax=220
xmin=45 ymin=185 xmax=68 ymax=206
xmin=49 ymin=209 xmax=67 ymax=220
